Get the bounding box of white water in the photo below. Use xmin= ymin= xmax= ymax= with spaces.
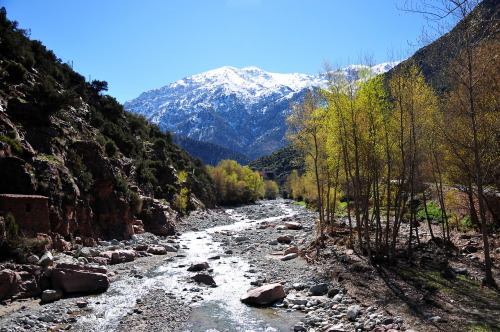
xmin=75 ymin=200 xmax=304 ymax=332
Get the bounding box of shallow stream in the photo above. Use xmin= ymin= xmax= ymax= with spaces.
xmin=75 ymin=200 xmax=304 ymax=332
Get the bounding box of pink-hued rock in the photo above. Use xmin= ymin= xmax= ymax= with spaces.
xmin=0 ymin=270 xmax=21 ymax=300
xmin=187 ymin=262 xmax=209 ymax=272
xmin=51 ymin=263 xmax=108 ymax=293
xmin=147 ymin=246 xmax=167 ymax=255
xmin=86 ymin=257 xmax=109 ymax=266
xmin=134 ymin=244 xmax=149 ymax=251
xmin=100 ymin=250 xmax=137 ymax=264
xmin=240 ymin=283 xmax=286 ymax=305
xmin=284 ymin=246 xmax=299 ymax=255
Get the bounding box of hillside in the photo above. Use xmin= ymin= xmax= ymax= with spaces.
xmin=387 ymin=0 xmax=499 ymax=94
xmin=0 ymin=8 xmax=215 ymax=244
xmin=124 ymin=63 xmax=398 ymax=159
xmin=173 ymin=136 xmax=250 ymax=166
xmin=248 ymin=144 xmax=304 ymax=186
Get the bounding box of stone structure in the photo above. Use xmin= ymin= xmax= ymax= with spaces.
xmin=0 ymin=194 xmax=51 ymax=237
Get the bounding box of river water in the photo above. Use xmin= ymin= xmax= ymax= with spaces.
xmin=75 ymin=200 xmax=305 ymax=332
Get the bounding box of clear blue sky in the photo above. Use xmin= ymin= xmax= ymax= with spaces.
xmin=3 ymin=0 xmax=434 ymax=103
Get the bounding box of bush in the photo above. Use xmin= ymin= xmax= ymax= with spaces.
xmin=5 ymin=213 xmax=18 ymax=240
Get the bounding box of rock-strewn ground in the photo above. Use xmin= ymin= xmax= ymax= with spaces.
xmin=1 ymin=200 xmax=497 ymax=332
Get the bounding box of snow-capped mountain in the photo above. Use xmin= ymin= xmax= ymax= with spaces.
xmin=124 ymin=63 xmax=399 ymax=159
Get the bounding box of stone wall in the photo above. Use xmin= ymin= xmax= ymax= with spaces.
xmin=0 ymin=194 xmax=51 ymax=237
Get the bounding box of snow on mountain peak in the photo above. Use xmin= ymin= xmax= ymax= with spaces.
xmin=124 ymin=62 xmax=399 ymax=159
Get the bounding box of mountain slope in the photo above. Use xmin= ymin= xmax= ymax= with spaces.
xmin=173 ymin=136 xmax=251 ymax=166
xmin=124 ymin=63 xmax=399 ymax=159
xmin=0 ymin=8 xmax=215 ymax=243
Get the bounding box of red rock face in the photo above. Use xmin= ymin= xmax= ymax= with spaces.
xmin=51 ymin=263 xmax=109 ymax=293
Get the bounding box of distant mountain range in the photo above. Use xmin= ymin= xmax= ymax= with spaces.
xmin=124 ymin=63 xmax=399 ymax=161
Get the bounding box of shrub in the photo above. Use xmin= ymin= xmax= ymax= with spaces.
xmin=5 ymin=213 xmax=18 ymax=240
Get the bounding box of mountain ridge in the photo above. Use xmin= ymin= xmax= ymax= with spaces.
xmin=124 ymin=63 xmax=399 ymax=159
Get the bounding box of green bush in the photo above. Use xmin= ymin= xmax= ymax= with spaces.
xmin=0 ymin=135 xmax=23 ymax=154
xmin=417 ymin=201 xmax=448 ymax=224
xmin=5 ymin=213 xmax=18 ymax=240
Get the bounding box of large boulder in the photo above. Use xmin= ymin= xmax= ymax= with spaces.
xmin=51 ymin=263 xmax=109 ymax=293
xmin=240 ymin=283 xmax=286 ymax=305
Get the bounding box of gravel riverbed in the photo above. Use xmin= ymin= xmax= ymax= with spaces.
xmin=0 ymin=200 xmax=418 ymax=332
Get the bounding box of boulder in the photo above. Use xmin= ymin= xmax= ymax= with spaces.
xmin=346 ymin=305 xmax=360 ymax=320
xmin=284 ymin=222 xmax=302 ymax=230
xmin=51 ymin=263 xmax=109 ymax=293
xmin=187 ymin=262 xmax=209 ymax=272
xmin=191 ymin=274 xmax=216 ymax=286
xmin=86 ymin=257 xmax=109 ymax=266
xmin=277 ymin=236 xmax=292 ymax=244
xmin=147 ymin=246 xmax=167 ymax=255
xmin=240 ymin=283 xmax=286 ymax=305
xmin=0 ymin=270 xmax=21 ymax=300
xmin=100 ymin=250 xmax=137 ymax=264
xmin=234 ymin=236 xmax=250 ymax=243
xmin=39 ymin=251 xmax=54 ymax=267
xmin=309 ymin=283 xmax=329 ymax=296
xmin=41 ymin=289 xmax=63 ymax=302
xmin=26 ymin=255 xmax=40 ymax=264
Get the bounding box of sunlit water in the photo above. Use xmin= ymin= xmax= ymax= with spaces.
xmin=75 ymin=200 xmax=303 ymax=332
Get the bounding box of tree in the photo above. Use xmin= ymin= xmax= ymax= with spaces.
xmin=403 ymin=0 xmax=499 ymax=287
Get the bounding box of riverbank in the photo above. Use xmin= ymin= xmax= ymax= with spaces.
xmin=1 ymin=200 xmax=496 ymax=331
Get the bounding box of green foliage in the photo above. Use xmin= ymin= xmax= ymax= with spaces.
xmin=0 ymin=135 xmax=22 ymax=154
xmin=264 ymin=180 xmax=279 ymax=199
xmin=104 ymin=140 xmax=119 ymax=157
xmin=208 ymin=159 xmax=265 ymax=205
xmin=248 ymin=144 xmax=304 ymax=186
xmin=459 ymin=215 xmax=474 ymax=231
xmin=5 ymin=213 xmax=18 ymax=240
xmin=65 ymin=149 xmax=94 ymax=192
xmin=417 ymin=201 xmax=448 ymax=224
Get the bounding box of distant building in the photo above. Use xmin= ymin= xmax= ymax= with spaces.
xmin=0 ymin=194 xmax=50 ymax=237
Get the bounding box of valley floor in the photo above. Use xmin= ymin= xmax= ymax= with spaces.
xmin=0 ymin=200 xmax=498 ymax=332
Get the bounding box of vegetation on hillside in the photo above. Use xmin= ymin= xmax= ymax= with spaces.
xmin=248 ymin=144 xmax=304 ymax=187
xmin=0 ymin=7 xmax=215 ymax=225
xmin=174 ymin=135 xmax=251 ymax=166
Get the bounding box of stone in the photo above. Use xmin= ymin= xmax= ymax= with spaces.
xmin=284 ymin=246 xmax=299 ymax=255
xmin=284 ymin=222 xmax=302 ymax=230
xmin=26 ymin=255 xmax=40 ymax=264
xmin=191 ymin=274 xmax=216 ymax=286
xmin=346 ymin=305 xmax=360 ymax=320
xmin=187 ymin=262 xmax=209 ymax=272
xmin=98 ymin=241 xmax=111 ymax=246
xmin=147 ymin=246 xmax=167 ymax=255
xmin=38 ymin=314 xmax=55 ymax=323
xmin=39 ymin=251 xmax=54 ymax=267
xmin=309 ymin=283 xmax=329 ymax=296
xmin=87 ymin=257 xmax=109 ymax=266
xmin=51 ymin=263 xmax=109 ymax=293
xmin=234 ymin=236 xmax=250 ymax=242
xmin=101 ymin=250 xmax=137 ymax=264
xmin=240 ymin=283 xmax=286 ymax=305
xmin=162 ymin=244 xmax=179 ymax=252
xmin=0 ymin=269 xmax=21 ymax=300
xmin=281 ymin=253 xmax=299 ymax=261
xmin=41 ymin=289 xmax=63 ymax=302
xmin=277 ymin=235 xmax=292 ymax=244
xmin=429 ymin=316 xmax=444 ymax=323
xmin=268 ymin=240 xmax=279 ymax=245
xmin=76 ymin=300 xmax=88 ymax=308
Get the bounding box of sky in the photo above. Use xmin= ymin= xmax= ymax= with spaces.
xmin=2 ymin=0 xmax=437 ymax=103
